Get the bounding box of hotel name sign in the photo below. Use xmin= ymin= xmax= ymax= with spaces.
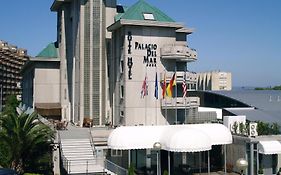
xmin=127 ymin=31 xmax=158 ymax=79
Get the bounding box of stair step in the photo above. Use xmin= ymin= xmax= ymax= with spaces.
xmin=63 ymin=150 xmax=93 ymax=153
xmin=61 ymin=140 xmax=91 ymax=143
xmin=61 ymin=145 xmax=92 ymax=148
xmin=64 ymin=157 xmax=97 ymax=161
xmin=63 ymin=153 xmax=94 ymax=156
xmin=65 ymin=155 xmax=94 ymax=158
xmin=68 ymin=165 xmax=104 ymax=174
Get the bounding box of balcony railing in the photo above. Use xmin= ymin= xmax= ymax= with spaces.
xmin=161 ymin=44 xmax=197 ymax=62
xmin=161 ymin=97 xmax=200 ymax=109
xmin=105 ymin=159 xmax=128 ymax=175
xmin=160 ymin=71 xmax=197 ymax=84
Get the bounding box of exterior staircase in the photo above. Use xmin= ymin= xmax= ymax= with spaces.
xmin=59 ymin=125 xmax=105 ymax=174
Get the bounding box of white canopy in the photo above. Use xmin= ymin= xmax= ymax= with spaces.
xmin=189 ymin=123 xmax=233 ymax=145
xmin=161 ymin=127 xmax=212 ymax=152
xmin=258 ymin=141 xmax=281 ymax=155
xmin=108 ymin=124 xmax=232 ymax=152
xmin=108 ymin=125 xmax=164 ymax=150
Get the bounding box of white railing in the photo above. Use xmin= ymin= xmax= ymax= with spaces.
xmin=161 ymin=97 xmax=200 ymax=109
xmin=89 ymin=128 xmax=96 ymax=156
xmin=160 ymin=71 xmax=197 ymax=84
xmin=161 ymin=44 xmax=197 ymax=61
xmin=62 ymin=157 xmax=105 ymax=174
xmin=105 ymin=159 xmax=128 ymax=175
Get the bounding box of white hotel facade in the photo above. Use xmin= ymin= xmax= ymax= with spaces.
xmin=49 ymin=0 xmax=207 ymax=127
xmin=107 ymin=2 xmax=200 ymax=126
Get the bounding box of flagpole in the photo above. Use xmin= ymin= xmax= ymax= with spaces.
xmin=165 ymin=71 xmax=168 ymax=125
xmin=154 ymin=66 xmax=158 ymax=125
xmin=184 ymin=70 xmax=187 ymax=124
xmin=175 ymin=65 xmax=177 ymax=125
xmin=145 ymin=66 xmax=147 ymax=125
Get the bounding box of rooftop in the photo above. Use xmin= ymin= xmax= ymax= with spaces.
xmin=212 ymin=89 xmax=281 ymax=123
xmin=36 ymin=42 xmax=58 ymax=58
xmin=115 ymin=0 xmax=174 ymax=22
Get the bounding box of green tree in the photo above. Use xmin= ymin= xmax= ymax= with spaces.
xmin=2 ymin=95 xmax=20 ymax=115
xmin=0 ymin=111 xmax=54 ymax=174
xmin=257 ymin=121 xmax=281 ymax=135
xmin=128 ymin=164 xmax=135 ymax=175
xmin=270 ymin=123 xmax=280 ymax=135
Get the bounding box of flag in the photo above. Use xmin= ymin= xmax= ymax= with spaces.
xmin=141 ymin=76 xmax=148 ymax=98
xmin=160 ymin=73 xmax=167 ymax=98
xmin=182 ymin=73 xmax=187 ymax=97
xmin=154 ymin=72 xmax=158 ymax=99
xmin=166 ymin=72 xmax=176 ymax=97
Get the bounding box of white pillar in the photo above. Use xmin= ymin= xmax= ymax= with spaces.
xmin=168 ymin=151 xmax=170 ymax=175
xmin=156 ymin=151 xmax=159 ymax=175
xmin=224 ymin=145 xmax=227 ymax=175
xmin=250 ymin=143 xmax=254 ymax=175
xmin=128 ymin=150 xmax=131 ymax=167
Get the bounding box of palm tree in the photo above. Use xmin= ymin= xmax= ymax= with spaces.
xmin=0 ymin=111 xmax=54 ymax=174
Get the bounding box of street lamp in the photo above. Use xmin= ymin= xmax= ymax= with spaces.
xmin=236 ymin=158 xmax=248 ymax=175
xmin=153 ymin=142 xmax=161 ymax=175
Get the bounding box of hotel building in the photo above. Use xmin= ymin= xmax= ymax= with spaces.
xmin=107 ymin=0 xmax=200 ymax=126
xmin=23 ymin=1 xmax=281 ymax=175
xmin=0 ymin=40 xmax=29 ymax=111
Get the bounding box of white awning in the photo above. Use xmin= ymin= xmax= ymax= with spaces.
xmin=189 ymin=124 xmax=233 ymax=145
xmin=108 ymin=125 xmax=164 ymax=150
xmin=107 ymin=124 xmax=232 ymax=152
xmin=161 ymin=127 xmax=212 ymax=152
xmin=258 ymin=141 xmax=281 ymax=155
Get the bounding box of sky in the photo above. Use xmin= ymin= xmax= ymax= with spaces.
xmin=0 ymin=0 xmax=280 ymax=87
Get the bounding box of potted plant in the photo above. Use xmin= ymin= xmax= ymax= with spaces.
xmin=226 ymin=163 xmax=233 ymax=173
xmin=258 ymin=167 xmax=264 ymax=175
xmin=128 ymin=164 xmax=135 ymax=175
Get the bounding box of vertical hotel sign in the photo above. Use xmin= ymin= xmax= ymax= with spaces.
xmin=127 ymin=31 xmax=133 ymax=80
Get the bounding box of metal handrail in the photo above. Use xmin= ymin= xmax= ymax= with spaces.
xmin=62 ymin=157 xmax=105 ymax=174
xmin=105 ymin=159 xmax=128 ymax=175
xmin=89 ymin=128 xmax=96 ymax=156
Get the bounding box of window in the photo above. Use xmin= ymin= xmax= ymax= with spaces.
xmin=120 ymin=110 xmax=124 ymax=118
xmin=120 ymin=60 xmax=124 ymax=73
xmin=120 ymin=85 xmax=124 ymax=99
xmin=143 ymin=13 xmax=155 ymax=20
xmin=111 ymin=149 xmax=122 ymax=157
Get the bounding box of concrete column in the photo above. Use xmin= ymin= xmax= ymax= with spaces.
xmin=250 ymin=143 xmax=254 ymax=175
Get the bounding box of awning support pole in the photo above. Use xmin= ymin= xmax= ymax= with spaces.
xmin=250 ymin=143 xmax=254 ymax=175
xmin=168 ymin=151 xmax=170 ymax=175
xmin=128 ymin=150 xmax=131 ymax=167
xmin=199 ymin=152 xmax=201 ymax=174
xmin=224 ymin=145 xmax=227 ymax=175
xmin=257 ymin=144 xmax=259 ymax=174
xmin=208 ymin=150 xmax=210 ymax=175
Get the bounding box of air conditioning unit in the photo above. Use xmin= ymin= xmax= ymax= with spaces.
xmin=249 ymin=122 xmax=258 ymax=137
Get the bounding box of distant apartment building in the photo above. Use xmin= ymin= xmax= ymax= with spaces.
xmin=197 ymin=71 xmax=232 ymax=91
xmin=0 ymin=40 xmax=29 ymax=111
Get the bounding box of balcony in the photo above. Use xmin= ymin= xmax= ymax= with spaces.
xmin=161 ymin=44 xmax=197 ymax=62
xmin=160 ymin=71 xmax=197 ymax=84
xmin=161 ymin=97 xmax=200 ymax=109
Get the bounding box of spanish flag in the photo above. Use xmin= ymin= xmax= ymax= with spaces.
xmin=166 ymin=72 xmax=176 ymax=97
xmin=160 ymin=73 xmax=167 ymax=98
